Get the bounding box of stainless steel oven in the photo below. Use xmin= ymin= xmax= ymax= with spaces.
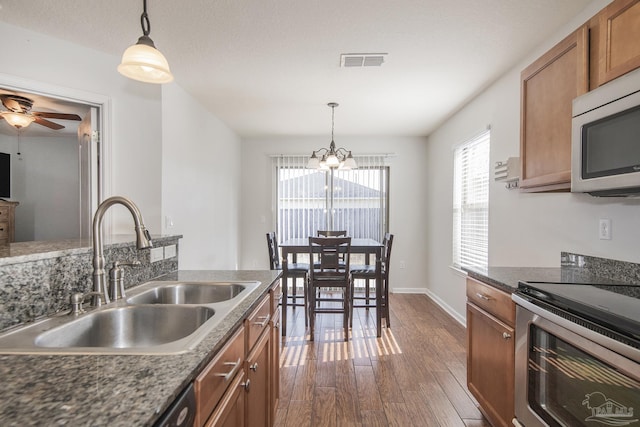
xmin=512 ymin=282 xmax=640 ymax=427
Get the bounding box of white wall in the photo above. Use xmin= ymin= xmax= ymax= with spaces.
xmin=424 ymin=0 xmax=639 ymax=322
xmin=239 ymin=135 xmax=430 ymax=293
xmin=0 ymin=134 xmax=79 ymax=241
xmin=161 ymin=84 xmax=242 ymax=269
xmin=0 ymin=21 xmax=163 ymax=234
xmin=0 ymin=21 xmax=243 ymax=270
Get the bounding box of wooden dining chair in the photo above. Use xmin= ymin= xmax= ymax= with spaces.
xmin=317 ymin=230 xmax=347 ymax=237
xmin=266 ymin=232 xmax=309 ymax=333
xmin=350 ymin=233 xmax=393 ymax=329
xmin=307 ymin=236 xmax=352 ymax=341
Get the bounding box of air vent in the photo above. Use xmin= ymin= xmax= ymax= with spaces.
xmin=340 ymin=53 xmax=387 ymax=68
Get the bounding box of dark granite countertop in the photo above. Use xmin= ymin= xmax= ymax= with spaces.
xmin=0 ymin=269 xmax=281 ymax=427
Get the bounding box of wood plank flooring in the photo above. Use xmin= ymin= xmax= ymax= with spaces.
xmin=275 ymin=292 xmax=491 ymax=427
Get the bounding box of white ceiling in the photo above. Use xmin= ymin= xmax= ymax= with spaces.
xmin=0 ymin=0 xmax=593 ymax=138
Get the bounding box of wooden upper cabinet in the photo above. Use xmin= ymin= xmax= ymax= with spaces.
xmin=591 ymin=0 xmax=640 ymax=88
xmin=520 ymin=25 xmax=589 ymax=192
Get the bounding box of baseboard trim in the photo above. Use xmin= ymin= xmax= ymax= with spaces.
xmin=391 ymin=288 xmax=466 ymax=328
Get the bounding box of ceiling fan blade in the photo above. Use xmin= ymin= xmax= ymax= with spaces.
xmin=1 ymin=97 xmax=25 ymax=112
xmin=32 ymin=112 xmax=81 ymax=121
xmin=34 ymin=116 xmax=65 ymax=130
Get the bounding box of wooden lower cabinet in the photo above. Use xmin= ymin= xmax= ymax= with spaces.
xmin=466 ymin=278 xmax=515 ymax=427
xmin=196 ymin=282 xmax=281 ymax=427
xmin=205 ymin=371 xmax=246 ymax=427
xmin=245 ymin=326 xmax=272 ymax=427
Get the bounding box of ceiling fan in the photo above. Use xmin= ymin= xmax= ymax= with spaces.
xmin=0 ymin=94 xmax=82 ymax=130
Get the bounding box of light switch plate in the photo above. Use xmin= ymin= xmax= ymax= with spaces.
xmin=164 ymin=244 xmax=177 ymax=259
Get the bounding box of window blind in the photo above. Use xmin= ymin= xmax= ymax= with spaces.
xmin=452 ymin=130 xmax=490 ymax=269
xmin=273 ymin=155 xmax=388 ymax=244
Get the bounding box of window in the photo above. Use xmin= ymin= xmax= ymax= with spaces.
xmin=452 ymin=130 xmax=490 ymax=269
xmin=273 ymin=155 xmax=388 ymax=243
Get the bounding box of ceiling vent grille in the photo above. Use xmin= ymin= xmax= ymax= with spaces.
xmin=340 ymin=53 xmax=387 ymax=67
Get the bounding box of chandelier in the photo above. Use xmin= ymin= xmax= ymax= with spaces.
xmin=307 ymin=103 xmax=357 ymax=170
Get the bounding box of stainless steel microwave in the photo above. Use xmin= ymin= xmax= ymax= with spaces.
xmin=571 ymin=67 xmax=640 ymax=196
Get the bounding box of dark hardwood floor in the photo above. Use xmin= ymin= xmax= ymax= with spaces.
xmin=275 ymin=291 xmax=491 ymax=427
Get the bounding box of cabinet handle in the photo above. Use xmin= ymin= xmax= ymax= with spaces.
xmin=502 ymin=332 xmax=512 ymax=340
xmin=242 ymin=379 xmax=251 ymax=391
xmin=475 ymin=293 xmax=492 ymax=301
xmin=250 ymin=362 xmax=259 ymax=372
xmin=213 ymin=357 xmax=241 ymax=381
xmin=253 ymin=315 xmax=270 ymax=328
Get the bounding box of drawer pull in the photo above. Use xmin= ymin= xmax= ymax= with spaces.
xmin=213 ymin=357 xmax=242 ymax=381
xmin=502 ymin=332 xmax=512 ymax=340
xmin=253 ymin=315 xmax=270 ymax=328
xmin=475 ymin=293 xmax=492 ymax=301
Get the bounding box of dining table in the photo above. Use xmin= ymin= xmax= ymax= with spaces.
xmin=279 ymin=237 xmax=386 ymax=337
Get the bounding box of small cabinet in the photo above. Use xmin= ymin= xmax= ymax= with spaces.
xmin=245 ymin=323 xmax=271 ymax=427
xmin=466 ymin=277 xmax=515 ymax=427
xmin=590 ymin=0 xmax=640 ymax=88
xmin=0 ymin=200 xmax=18 ymax=245
xmin=520 ymin=25 xmax=589 ymax=192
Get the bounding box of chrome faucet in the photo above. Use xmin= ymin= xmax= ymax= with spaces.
xmin=91 ymin=196 xmax=152 ymax=306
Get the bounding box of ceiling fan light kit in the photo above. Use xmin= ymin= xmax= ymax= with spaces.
xmin=118 ymin=0 xmax=173 ymax=84
xmin=0 ymin=111 xmax=36 ymax=129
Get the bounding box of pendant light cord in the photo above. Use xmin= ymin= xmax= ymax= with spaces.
xmin=140 ymin=0 xmax=151 ymax=36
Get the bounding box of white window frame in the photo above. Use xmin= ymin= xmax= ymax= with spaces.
xmin=452 ymin=129 xmax=490 ymax=269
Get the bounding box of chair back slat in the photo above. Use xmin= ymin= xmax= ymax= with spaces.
xmin=317 ymin=230 xmax=347 ymax=237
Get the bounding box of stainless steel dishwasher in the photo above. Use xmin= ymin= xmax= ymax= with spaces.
xmin=154 ymin=383 xmax=196 ymax=427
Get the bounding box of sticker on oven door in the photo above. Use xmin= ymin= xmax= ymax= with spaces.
xmin=582 ymin=392 xmax=637 ymax=426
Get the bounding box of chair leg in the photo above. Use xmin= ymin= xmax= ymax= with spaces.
xmin=303 ymin=275 xmax=309 ymax=327
xmin=308 ymin=280 xmax=315 ymax=341
xmin=384 ymin=279 xmax=391 ymax=328
xmin=344 ymin=285 xmax=350 ymax=341
xmin=365 ymin=278 xmax=370 ymax=311
xmin=349 ymin=278 xmax=354 ymax=328
xmin=281 ymin=276 xmax=288 ymax=337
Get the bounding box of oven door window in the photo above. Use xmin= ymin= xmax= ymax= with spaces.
xmin=528 ymin=324 xmax=640 ymax=427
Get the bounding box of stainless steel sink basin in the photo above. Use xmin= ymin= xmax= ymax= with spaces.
xmin=126 ymin=282 xmax=246 ymax=305
xmin=35 ymin=306 xmax=215 ymax=348
xmin=0 ymin=280 xmax=262 ymax=355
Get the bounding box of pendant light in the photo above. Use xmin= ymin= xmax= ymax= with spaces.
xmin=117 ymin=0 xmax=174 ymax=84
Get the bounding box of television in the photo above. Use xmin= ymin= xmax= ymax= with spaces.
xmin=0 ymin=152 xmax=9 ymax=199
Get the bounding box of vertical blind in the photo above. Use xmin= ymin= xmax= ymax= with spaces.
xmin=452 ymin=130 xmax=490 ymax=269
xmin=273 ymin=155 xmax=388 ymax=244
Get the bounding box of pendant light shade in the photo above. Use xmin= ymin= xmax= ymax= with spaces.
xmin=118 ymin=0 xmax=173 ymax=84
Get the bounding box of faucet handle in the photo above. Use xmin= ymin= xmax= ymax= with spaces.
xmin=108 ymin=260 xmax=141 ymax=301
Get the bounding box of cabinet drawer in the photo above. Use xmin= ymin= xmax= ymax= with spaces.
xmin=0 ymin=209 xmax=8 ymax=221
xmin=194 ymin=326 xmax=245 ymax=427
xmin=246 ymin=294 xmax=270 ymax=352
xmin=0 ymin=223 xmax=8 ymax=239
xmin=466 ymin=278 xmax=515 ymax=325
xmin=270 ymin=280 xmax=282 ymax=314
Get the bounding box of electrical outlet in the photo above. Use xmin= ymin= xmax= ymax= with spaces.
xmin=150 ymin=247 xmax=164 ymax=263
xmin=599 ymin=219 xmax=612 ymax=240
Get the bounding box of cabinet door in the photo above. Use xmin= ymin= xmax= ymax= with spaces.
xmin=467 ymin=303 xmax=515 ymax=427
xmin=520 ymin=25 xmax=588 ymax=192
xmin=593 ymin=0 xmax=640 ymax=87
xmin=246 ymin=327 xmax=271 ymax=427
xmin=205 ymin=371 xmax=246 ymax=427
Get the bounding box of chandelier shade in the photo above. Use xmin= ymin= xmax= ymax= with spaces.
xmin=307 ymin=102 xmax=357 ymax=170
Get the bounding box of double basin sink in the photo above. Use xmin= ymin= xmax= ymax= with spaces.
xmin=0 ymin=280 xmax=261 ymax=355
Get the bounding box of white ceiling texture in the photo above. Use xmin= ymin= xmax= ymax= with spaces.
xmin=0 ymin=0 xmax=593 ymax=138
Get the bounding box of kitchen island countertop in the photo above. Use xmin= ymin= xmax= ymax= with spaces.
xmin=0 ymin=269 xmax=281 ymax=427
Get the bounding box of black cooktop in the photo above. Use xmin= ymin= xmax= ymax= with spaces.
xmin=517 ymin=280 xmax=640 ymax=343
